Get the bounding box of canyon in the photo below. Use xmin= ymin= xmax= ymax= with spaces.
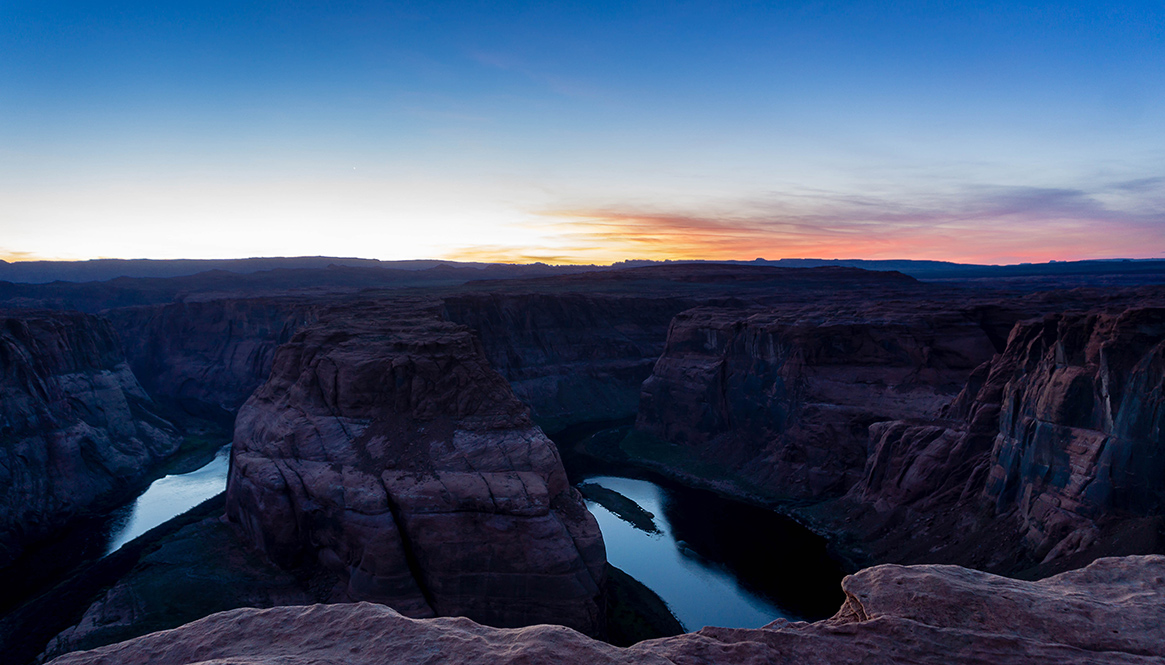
xmin=0 ymin=311 xmax=182 ymax=579
xmin=1 ymin=260 xmax=1164 ymax=664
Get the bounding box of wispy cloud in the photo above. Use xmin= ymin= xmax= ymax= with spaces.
xmin=443 ymin=181 xmax=1165 ymax=265
xmin=470 ymin=50 xmax=608 ymax=100
xmin=0 ymin=249 xmax=62 ymax=262
xmin=1110 ymin=177 xmax=1165 ymax=193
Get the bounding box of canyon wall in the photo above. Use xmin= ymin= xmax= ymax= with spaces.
xmin=984 ymin=308 xmax=1165 ymax=558
xmin=0 ymin=311 xmax=181 ymax=569
xmin=633 ymin=304 xmax=1009 ymax=499
xmin=224 ymin=302 xmax=606 ymax=635
xmin=106 ymin=299 xmax=321 ymax=419
xmin=623 ymin=289 xmax=1165 ymax=571
xmin=800 ymin=306 xmax=1165 ymax=572
xmin=442 ymin=293 xmax=689 ymax=431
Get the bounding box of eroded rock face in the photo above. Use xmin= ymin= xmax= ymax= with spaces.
xmin=47 ymin=555 xmax=1165 ymax=665
xmin=635 ymin=305 xmax=1003 ymax=499
xmin=106 ymin=299 xmax=321 ymax=417
xmin=0 ymin=311 xmax=180 ymax=569
xmin=442 ymin=294 xmax=689 ymax=431
xmin=984 ymin=308 xmax=1165 ymax=559
xmin=224 ymin=303 xmax=606 ymax=634
xmin=838 ymin=306 xmax=1165 ymax=572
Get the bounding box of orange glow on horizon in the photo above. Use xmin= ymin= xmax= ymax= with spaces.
xmin=0 ymin=250 xmax=75 ymax=263
xmin=442 ymin=207 xmax=1163 ymax=266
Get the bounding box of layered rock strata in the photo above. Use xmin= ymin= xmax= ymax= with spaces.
xmin=224 ymin=303 xmax=606 ymax=634
xmin=0 ymin=310 xmax=180 ymax=569
xmin=106 ymin=299 xmax=320 ymax=418
xmin=48 ymin=555 xmax=1165 ymax=665
xmin=838 ymin=307 xmax=1165 ymax=570
xmin=986 ymin=308 xmax=1165 ymax=556
xmin=442 ymin=293 xmax=690 ymax=430
xmin=634 ymin=305 xmax=1004 ymax=499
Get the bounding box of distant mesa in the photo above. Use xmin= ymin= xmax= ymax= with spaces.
xmin=1 ymin=255 xmax=1164 ymax=284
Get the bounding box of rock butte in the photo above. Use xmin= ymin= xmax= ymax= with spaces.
xmin=47 ymin=555 xmax=1165 ymax=665
xmin=224 ymin=303 xmax=606 ymax=633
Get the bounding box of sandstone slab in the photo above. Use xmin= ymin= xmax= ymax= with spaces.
xmin=48 ymin=555 xmax=1165 ymax=665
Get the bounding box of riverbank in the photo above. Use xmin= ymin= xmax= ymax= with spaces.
xmin=549 ymin=419 xmax=871 ymax=573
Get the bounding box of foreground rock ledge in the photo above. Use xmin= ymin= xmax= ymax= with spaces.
xmin=48 ymin=555 xmax=1165 ymax=665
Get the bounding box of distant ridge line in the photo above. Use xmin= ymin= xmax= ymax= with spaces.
xmin=0 ymin=256 xmax=1163 ymax=284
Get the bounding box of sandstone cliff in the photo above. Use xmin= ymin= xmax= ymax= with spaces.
xmin=633 ymin=304 xmax=1007 ymax=499
xmin=826 ymin=306 xmax=1165 ymax=572
xmin=47 ymin=555 xmax=1165 ymax=665
xmin=224 ymin=301 xmax=606 ymax=634
xmin=0 ymin=310 xmax=181 ymax=570
xmin=442 ymin=293 xmax=690 ymax=431
xmin=105 ymin=299 xmax=321 ymax=419
xmin=985 ymin=308 xmax=1165 ymax=558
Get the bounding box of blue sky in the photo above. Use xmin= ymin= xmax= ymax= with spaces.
xmin=2 ymin=1 xmax=1163 ymax=263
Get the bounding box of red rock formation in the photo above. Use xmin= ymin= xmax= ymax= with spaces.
xmin=634 ymin=305 xmax=1002 ymax=499
xmin=106 ymin=299 xmax=321 ymax=417
xmin=835 ymin=306 xmax=1165 ymax=572
xmin=0 ymin=310 xmax=181 ymax=569
xmin=985 ymin=308 xmax=1165 ymax=560
xmin=442 ymin=293 xmax=690 ymax=430
xmin=47 ymin=555 xmax=1165 ymax=665
xmin=224 ymin=302 xmax=606 ymax=634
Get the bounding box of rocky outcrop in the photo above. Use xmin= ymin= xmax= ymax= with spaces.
xmin=0 ymin=310 xmax=181 ymax=570
xmin=106 ymin=299 xmax=320 ymax=418
xmin=634 ymin=305 xmax=1005 ymax=499
xmin=47 ymin=555 xmax=1165 ymax=665
xmin=985 ymin=308 xmax=1165 ymax=559
xmin=38 ymin=510 xmax=316 ymax=661
xmin=442 ymin=294 xmax=689 ymax=431
xmin=832 ymin=307 xmax=1165 ymax=572
xmin=224 ymin=302 xmax=606 ymax=634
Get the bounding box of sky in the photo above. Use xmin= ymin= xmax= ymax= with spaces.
xmin=1 ymin=0 xmax=1163 ymax=265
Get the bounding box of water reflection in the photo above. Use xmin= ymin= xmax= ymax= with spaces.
xmin=104 ymin=445 xmax=231 ymax=555
xmin=582 ymin=475 xmax=844 ymax=631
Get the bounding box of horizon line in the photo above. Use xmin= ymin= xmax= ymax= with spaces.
xmin=1 ymin=254 xmax=1161 ymax=269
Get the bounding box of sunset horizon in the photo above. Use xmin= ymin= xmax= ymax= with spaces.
xmin=4 ymin=2 xmax=1162 ymax=266
xmin=2 ymin=251 xmax=1163 ymax=268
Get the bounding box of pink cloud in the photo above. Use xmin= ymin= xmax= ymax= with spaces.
xmin=445 ymin=183 xmax=1165 ymax=265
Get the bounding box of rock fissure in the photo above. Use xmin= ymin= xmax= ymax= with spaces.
xmin=376 ymin=474 xmax=438 ymax=615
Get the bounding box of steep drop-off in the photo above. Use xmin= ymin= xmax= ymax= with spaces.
xmin=106 ymin=299 xmax=320 ymax=420
xmin=815 ymin=306 xmax=1165 ymax=572
xmin=986 ymin=308 xmax=1165 ymax=556
xmin=442 ymin=293 xmax=690 ymax=431
xmin=632 ymin=303 xmax=1009 ymax=499
xmin=224 ymin=301 xmax=607 ymax=635
xmin=0 ymin=311 xmax=181 ymax=570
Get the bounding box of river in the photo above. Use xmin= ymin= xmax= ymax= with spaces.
xmin=103 ymin=445 xmax=232 ymax=555
xmin=579 ymin=473 xmax=845 ymax=630
xmin=82 ymin=437 xmax=845 ymax=633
